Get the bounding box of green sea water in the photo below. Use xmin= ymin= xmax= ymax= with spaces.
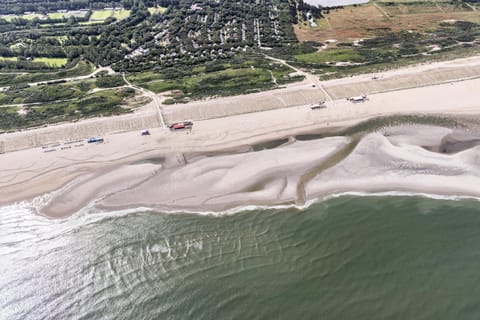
xmin=1 ymin=195 xmax=480 ymax=319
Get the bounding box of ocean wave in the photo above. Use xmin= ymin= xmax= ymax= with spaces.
xmin=78 ymin=191 xmax=480 ymax=218
xmin=96 ymin=191 xmax=480 ymax=217
xmin=7 ymin=188 xmax=480 ymax=221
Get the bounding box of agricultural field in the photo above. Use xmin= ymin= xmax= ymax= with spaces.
xmin=295 ymin=1 xmax=480 ymax=43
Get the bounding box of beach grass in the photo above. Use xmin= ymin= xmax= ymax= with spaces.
xmin=0 ymin=60 xmax=93 ymax=86
xmin=0 ymin=87 xmax=135 ymax=131
xmin=130 ymin=67 xmax=275 ymax=98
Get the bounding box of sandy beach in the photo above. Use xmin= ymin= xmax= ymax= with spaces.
xmin=1 ymin=56 xmax=480 ymax=217
xmin=36 ymin=123 xmax=480 ymax=217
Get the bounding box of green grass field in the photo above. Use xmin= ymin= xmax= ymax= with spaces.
xmin=46 ymin=11 xmax=88 ymax=20
xmin=295 ymin=49 xmax=365 ymax=64
xmin=1 ymin=13 xmax=42 ymax=21
xmin=46 ymin=12 xmax=66 ymax=19
xmin=79 ymin=20 xmax=103 ymax=25
xmin=2 ymin=10 xmax=88 ymax=22
xmin=0 ymin=15 xmax=16 ymax=21
xmin=89 ymin=8 xmax=130 ymax=22
xmin=90 ymin=9 xmax=113 ymax=20
xmin=1 ymin=57 xmax=67 ymax=67
xmin=112 ymin=9 xmax=131 ymax=20
xmin=148 ymin=7 xmax=167 ymax=15
xmin=33 ymin=58 xmax=68 ymax=67
xmin=0 ymin=56 xmax=18 ymax=62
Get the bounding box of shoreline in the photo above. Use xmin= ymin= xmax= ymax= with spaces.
xmin=1 ymin=58 xmax=480 ymax=217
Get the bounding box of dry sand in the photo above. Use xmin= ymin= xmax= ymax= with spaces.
xmin=1 ymin=57 xmax=480 ymax=217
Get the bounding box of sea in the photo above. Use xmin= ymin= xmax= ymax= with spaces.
xmin=2 ymin=195 xmax=480 ymax=319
